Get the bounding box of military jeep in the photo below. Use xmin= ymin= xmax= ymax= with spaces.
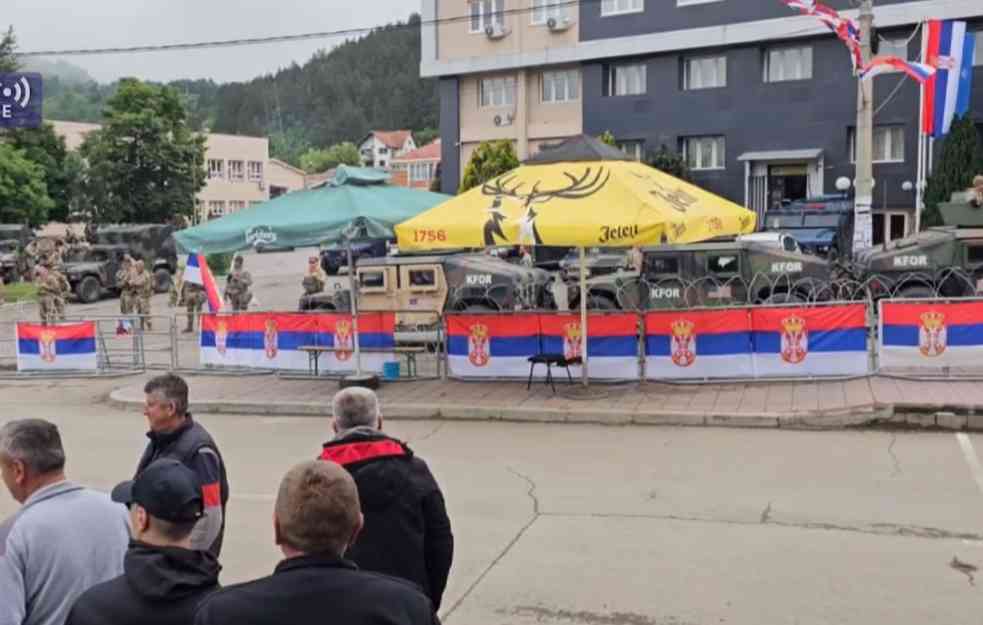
xmin=92 ymin=224 xmax=178 ymax=293
xmin=62 ymin=245 xmax=130 ymax=303
xmin=300 ymin=252 xmax=554 ymax=332
xmin=573 ymin=239 xmax=832 ymax=310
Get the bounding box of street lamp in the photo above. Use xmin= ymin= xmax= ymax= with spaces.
xmin=902 ymin=180 xmax=914 ymax=192
xmin=835 ymin=177 xmax=852 ymax=194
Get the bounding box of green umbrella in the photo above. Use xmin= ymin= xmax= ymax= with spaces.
xmin=174 ymin=166 xmax=451 ymax=254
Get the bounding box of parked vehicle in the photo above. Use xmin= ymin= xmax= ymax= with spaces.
xmin=93 ymin=224 xmax=178 ymax=293
xmin=62 ymin=244 xmax=130 ymax=303
xmin=762 ymin=195 xmax=854 ymax=259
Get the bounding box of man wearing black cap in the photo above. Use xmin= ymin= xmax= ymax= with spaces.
xmin=66 ymin=459 xmax=221 ymax=625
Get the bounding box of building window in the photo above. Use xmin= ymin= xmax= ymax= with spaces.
xmin=878 ymin=38 xmax=909 ymax=61
xmin=379 ymin=147 xmax=389 ymax=155
xmin=469 ymin=0 xmax=504 ymax=33
xmin=532 ymin=0 xmax=565 ymax=24
xmin=606 ymin=63 xmax=647 ymax=96
xmin=248 ymin=161 xmax=264 ymax=183
xmin=228 ymin=200 xmax=246 ymax=213
xmin=975 ymin=31 xmax=983 ymax=66
xmin=542 ymin=70 xmax=580 ymax=103
xmin=208 ymin=159 xmax=224 ymax=180
xmin=601 ymin=0 xmax=643 ymax=16
xmin=207 ymin=200 xmax=225 ymax=216
xmin=228 ymin=160 xmax=245 ymax=182
xmin=764 ymin=46 xmax=813 ymax=82
xmin=681 ymin=136 xmax=726 ymax=170
xmin=849 ymin=126 xmax=904 ymax=163
xmin=410 ymin=162 xmax=433 ymax=182
xmin=617 ymin=140 xmax=644 ymax=161
xmin=480 ymin=76 xmax=516 ymax=107
xmin=684 ymin=55 xmax=727 ymax=90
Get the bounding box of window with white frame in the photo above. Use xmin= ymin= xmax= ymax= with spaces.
xmin=207 ymin=159 xmax=224 ymax=180
xmin=617 ymin=140 xmax=644 ymax=161
xmin=480 ymin=76 xmax=516 ymax=107
xmin=975 ymin=31 xmax=983 ymax=66
xmin=684 ymin=55 xmax=727 ymax=90
xmin=849 ymin=126 xmax=904 ymax=163
xmin=228 ymin=200 xmax=246 ymax=213
xmin=532 ymin=0 xmax=565 ymax=24
xmin=681 ymin=136 xmax=726 ymax=170
xmin=208 ymin=200 xmax=225 ymax=216
xmin=601 ymin=0 xmax=643 ymax=16
xmin=607 ymin=63 xmax=647 ymax=96
xmin=228 ymin=160 xmax=245 ymax=182
xmin=469 ymin=0 xmax=504 ymax=33
xmin=764 ymin=46 xmax=813 ymax=82
xmin=248 ymin=161 xmax=264 ymax=182
xmin=410 ymin=162 xmax=433 ymax=182
xmin=542 ymin=70 xmax=580 ymax=103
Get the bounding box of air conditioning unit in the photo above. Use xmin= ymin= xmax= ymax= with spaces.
xmin=484 ymin=23 xmax=509 ymax=40
xmin=493 ymin=113 xmax=514 ymax=127
xmin=257 ymin=181 xmax=265 ymax=190
xmin=547 ymin=16 xmax=574 ymax=32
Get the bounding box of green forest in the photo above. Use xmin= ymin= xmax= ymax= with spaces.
xmin=28 ymin=14 xmax=438 ymax=167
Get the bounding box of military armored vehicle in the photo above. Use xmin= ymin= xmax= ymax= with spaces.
xmin=300 ymin=252 xmax=554 ymax=331
xmin=558 ymin=247 xmax=630 ymax=282
xmin=61 ymin=244 xmax=130 ymax=303
xmin=848 ymin=193 xmax=983 ymax=299
xmin=572 ymin=239 xmax=832 ymax=310
xmin=93 ymin=224 xmax=178 ymax=293
xmin=320 ymin=239 xmax=390 ymax=276
xmin=761 ymin=195 xmax=854 ymax=259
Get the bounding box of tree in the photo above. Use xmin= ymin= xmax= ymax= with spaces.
xmin=80 ymin=79 xmax=206 ymax=223
xmin=923 ymin=115 xmax=983 ymax=228
xmin=598 ymin=131 xmax=617 ymax=147
xmin=299 ymin=142 xmax=362 ymax=173
xmin=0 ymin=27 xmax=17 ymax=73
xmin=0 ymin=143 xmax=54 ymax=225
xmin=459 ymin=140 xmax=520 ymax=193
xmin=414 ymin=128 xmax=440 ymax=146
xmin=6 ymin=124 xmax=73 ymax=222
xmin=646 ymin=144 xmax=693 ymax=183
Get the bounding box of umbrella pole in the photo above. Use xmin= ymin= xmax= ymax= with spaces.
xmin=349 ymin=243 xmax=363 ymax=376
xmin=579 ymin=246 xmax=589 ymax=387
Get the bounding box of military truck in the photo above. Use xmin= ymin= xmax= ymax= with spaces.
xmin=0 ymin=225 xmax=34 ymax=283
xmin=847 ymin=193 xmax=983 ymax=299
xmin=62 ymin=244 xmax=131 ymax=303
xmin=571 ymin=239 xmax=832 ymax=310
xmin=300 ymin=252 xmax=554 ymax=332
xmin=93 ymin=224 xmax=178 ymax=293
xmin=761 ymin=195 xmax=854 ymax=259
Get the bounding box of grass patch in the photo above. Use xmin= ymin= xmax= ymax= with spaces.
xmin=3 ymin=281 xmax=38 ymax=302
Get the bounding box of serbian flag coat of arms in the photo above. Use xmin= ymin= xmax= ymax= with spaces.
xmin=16 ymin=322 xmax=99 ymax=371
xmin=184 ymin=254 xmax=223 ymax=313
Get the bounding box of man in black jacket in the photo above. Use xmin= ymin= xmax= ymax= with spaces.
xmin=320 ymin=387 xmax=454 ymax=610
xmin=194 ymin=460 xmax=437 ymax=625
xmin=67 ymin=459 xmax=221 ymax=625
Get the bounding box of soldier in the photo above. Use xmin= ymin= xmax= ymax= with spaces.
xmin=169 ymin=261 xmax=186 ymax=308
xmin=971 ymin=175 xmax=983 ymax=208
xmin=628 ymin=246 xmax=644 ymax=273
xmin=224 ymin=255 xmax=253 ymax=312
xmin=131 ymin=260 xmax=154 ymax=331
xmin=117 ymin=255 xmax=134 ymax=315
xmin=182 ymin=281 xmax=206 ymax=333
xmin=520 ymin=247 xmax=534 ymax=269
xmin=35 ymin=266 xmax=67 ymax=325
xmin=52 ymin=267 xmax=71 ymax=322
xmin=302 ymin=256 xmax=325 ymax=296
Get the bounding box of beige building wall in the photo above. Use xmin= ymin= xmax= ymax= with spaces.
xmin=197 ymin=134 xmax=270 ymax=219
xmin=437 ymin=0 xmax=579 ymax=62
xmin=267 ymin=159 xmax=307 ymax=194
xmin=50 ymin=120 xmax=101 ymax=151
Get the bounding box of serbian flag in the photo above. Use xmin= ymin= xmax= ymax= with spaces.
xmin=540 ymin=313 xmax=639 ymax=380
xmin=446 ymin=314 xmax=540 ymax=378
xmin=16 ymin=322 xmax=98 ymax=371
xmin=750 ymin=304 xmax=869 ymax=377
xmin=184 ymin=254 xmax=223 ymax=313
xmin=860 ymin=56 xmax=936 ymax=83
xmin=645 ymin=309 xmax=754 ymax=380
xmin=880 ymin=301 xmax=983 ymax=370
xmin=922 ymin=20 xmax=976 ymax=138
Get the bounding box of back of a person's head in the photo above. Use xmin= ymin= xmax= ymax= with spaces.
xmin=0 ymin=418 xmax=66 ymax=475
xmin=331 ymin=387 xmax=379 ymax=431
xmin=275 ymin=460 xmax=361 ymax=556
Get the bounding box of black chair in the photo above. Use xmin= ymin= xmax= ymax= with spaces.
xmin=527 ymin=353 xmax=582 ymax=393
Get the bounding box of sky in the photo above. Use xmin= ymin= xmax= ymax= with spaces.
xmin=5 ymin=0 xmax=417 ymax=84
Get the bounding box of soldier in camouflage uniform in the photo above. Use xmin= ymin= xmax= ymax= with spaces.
xmin=224 ymin=255 xmax=253 ymax=312
xmin=131 ymin=260 xmax=154 ymax=330
xmin=302 ymin=256 xmax=325 ymax=296
xmin=51 ymin=267 xmax=71 ymax=321
xmin=169 ymin=262 xmax=186 ymax=308
xmin=117 ymin=255 xmax=135 ymax=315
xmin=183 ymin=281 xmax=206 ymax=333
xmin=35 ymin=266 xmax=68 ymax=325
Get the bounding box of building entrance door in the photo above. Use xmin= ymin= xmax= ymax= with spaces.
xmin=768 ymin=164 xmax=808 ymax=211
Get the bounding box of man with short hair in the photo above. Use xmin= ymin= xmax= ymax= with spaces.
xmin=320 ymin=387 xmax=454 ymax=609
xmin=0 ymin=419 xmax=130 ymax=625
xmin=136 ymin=374 xmax=229 ymax=558
xmin=66 ymin=459 xmax=221 ymax=625
xmin=224 ymin=256 xmax=252 ymax=313
xmin=194 ymin=461 xmax=437 ymax=625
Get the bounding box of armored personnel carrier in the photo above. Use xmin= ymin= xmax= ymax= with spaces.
xmin=92 ymin=224 xmax=178 ymax=293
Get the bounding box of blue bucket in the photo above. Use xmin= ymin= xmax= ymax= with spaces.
xmin=382 ymin=361 xmax=400 ymax=380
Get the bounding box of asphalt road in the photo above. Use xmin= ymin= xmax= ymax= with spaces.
xmin=2 ymin=376 xmax=983 ymax=624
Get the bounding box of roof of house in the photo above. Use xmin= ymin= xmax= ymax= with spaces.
xmin=365 ymin=130 xmax=413 ymax=150
xmin=269 ymin=158 xmax=307 ymax=176
xmin=393 ymin=140 xmax=441 ymax=163
xmin=304 ymin=168 xmax=337 ymax=189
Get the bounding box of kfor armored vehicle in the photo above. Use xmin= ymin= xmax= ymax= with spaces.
xmin=761 ymin=195 xmax=854 ymax=259
xmin=573 ymin=239 xmax=832 ymax=310
xmin=92 ymin=224 xmax=178 ymax=292
xmin=62 ymin=245 xmax=131 ymax=303
xmin=848 ymin=193 xmax=983 ymax=299
xmin=0 ymin=225 xmax=34 ymax=283
xmin=300 ymin=252 xmax=554 ymax=331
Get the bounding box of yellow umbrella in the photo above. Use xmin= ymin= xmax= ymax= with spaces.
xmin=394 ymin=135 xmax=757 ymax=382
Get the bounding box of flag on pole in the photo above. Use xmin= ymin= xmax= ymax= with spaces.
xmin=860 ymin=56 xmax=936 ymax=84
xmin=779 ymin=1 xmax=862 ymax=71
xmin=184 ymin=253 xmax=223 ymax=313
xmin=921 ymin=20 xmax=976 ymax=138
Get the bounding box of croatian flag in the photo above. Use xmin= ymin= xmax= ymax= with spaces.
xmin=751 ymin=304 xmax=869 ymax=377
xmin=860 ymin=56 xmax=936 ymax=84
xmin=540 ymin=313 xmax=639 ymax=380
xmin=645 ymin=309 xmax=753 ymax=380
xmin=880 ymin=301 xmax=983 ymax=370
xmin=922 ymin=20 xmax=976 ymax=138
xmin=16 ymin=322 xmax=98 ymax=371
xmin=447 ymin=314 xmax=540 ymax=378
xmin=184 ymin=254 xmax=223 ymax=313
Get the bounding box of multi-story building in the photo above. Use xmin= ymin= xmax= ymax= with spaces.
xmin=391 ymin=140 xmax=442 ymax=189
xmin=359 ymin=130 xmax=417 ymax=169
xmin=423 ymin=0 xmax=982 ymax=245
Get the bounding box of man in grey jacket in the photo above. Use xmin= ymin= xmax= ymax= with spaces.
xmin=0 ymin=419 xmax=130 ymax=625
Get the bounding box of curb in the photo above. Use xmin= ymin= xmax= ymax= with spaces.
xmin=107 ymin=389 xmax=975 ymax=431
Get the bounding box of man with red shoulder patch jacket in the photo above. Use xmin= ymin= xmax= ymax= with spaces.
xmin=319 ymin=387 xmax=454 ymax=610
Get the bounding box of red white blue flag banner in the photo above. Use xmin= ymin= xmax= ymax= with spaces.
xmin=780 ymin=0 xmax=862 ymax=71
xmin=185 ymin=254 xmax=223 ymax=313
xmin=880 ymin=301 xmax=983 ymax=371
xmin=751 ymin=304 xmax=869 ymax=377
xmin=645 ymin=309 xmax=753 ymax=380
xmin=860 ymin=57 xmax=936 ymax=84
xmin=16 ymin=322 xmax=98 ymax=371
xmin=541 ymin=313 xmax=639 ymax=380
xmin=447 ymin=314 xmax=542 ymax=379
xmin=921 ymin=20 xmax=975 ymax=138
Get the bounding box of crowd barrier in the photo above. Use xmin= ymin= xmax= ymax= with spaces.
xmin=878 ymin=297 xmax=983 ymax=375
